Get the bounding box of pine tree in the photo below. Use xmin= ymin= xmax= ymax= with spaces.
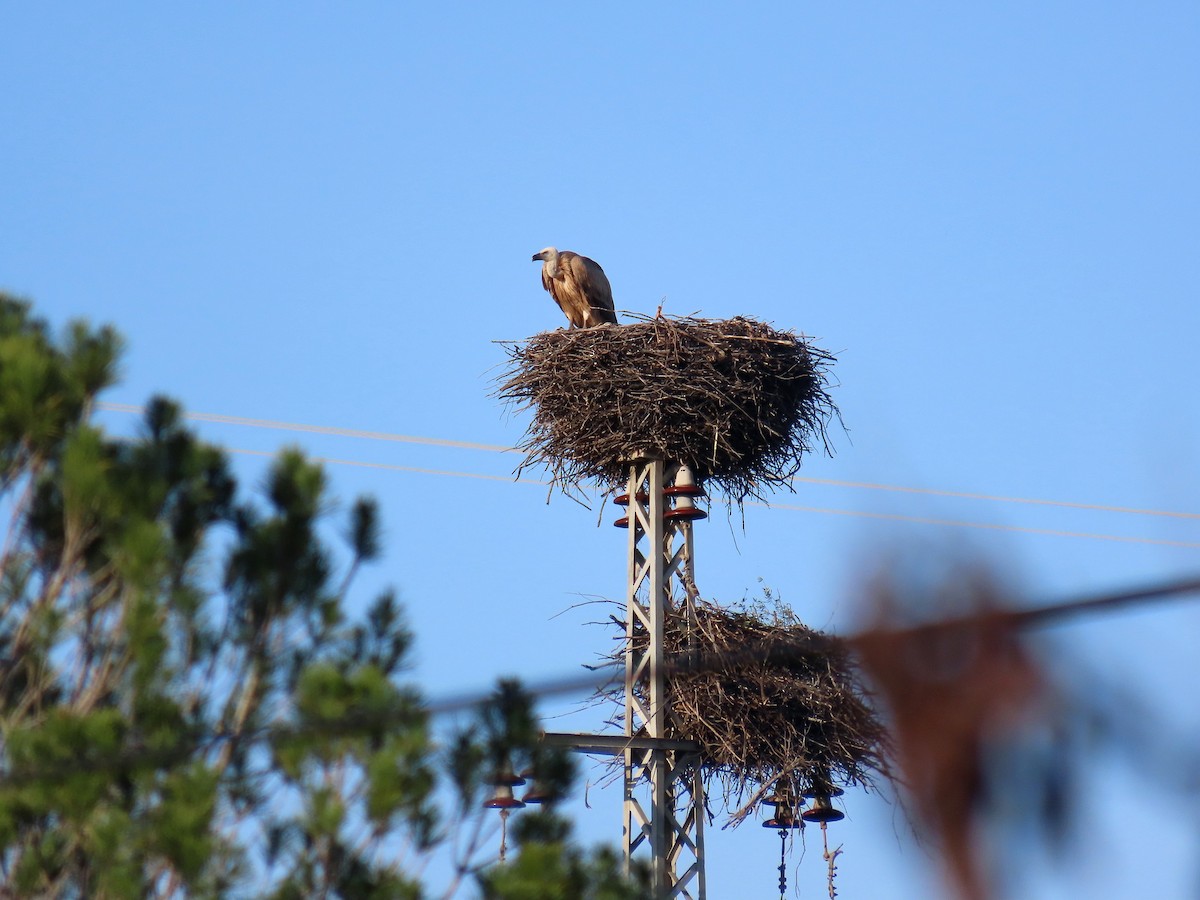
xmin=0 ymin=293 xmax=648 ymax=899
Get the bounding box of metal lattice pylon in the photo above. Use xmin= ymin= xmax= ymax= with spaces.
xmin=623 ymin=458 xmax=706 ymax=899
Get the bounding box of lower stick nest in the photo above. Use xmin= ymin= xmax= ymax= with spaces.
xmin=602 ymin=598 xmax=890 ymax=825
xmin=497 ymin=315 xmax=839 ymax=501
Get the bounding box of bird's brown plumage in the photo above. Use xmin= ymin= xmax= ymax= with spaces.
xmin=532 ymin=247 xmax=618 ymax=328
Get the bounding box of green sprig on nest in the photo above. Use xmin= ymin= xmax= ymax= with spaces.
xmin=496 ymin=315 xmax=840 ymax=502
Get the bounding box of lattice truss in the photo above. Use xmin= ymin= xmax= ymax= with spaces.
xmin=621 ymin=459 xmax=707 ymax=900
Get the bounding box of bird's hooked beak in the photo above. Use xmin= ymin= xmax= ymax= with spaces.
xmin=531 ymin=252 xmax=544 ymax=262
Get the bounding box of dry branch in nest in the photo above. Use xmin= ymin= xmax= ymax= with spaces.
xmin=496 ymin=315 xmax=839 ymax=502
xmin=599 ymin=598 xmax=890 ymax=826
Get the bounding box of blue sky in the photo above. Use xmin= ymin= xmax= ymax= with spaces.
xmin=3 ymin=3 xmax=1199 ymax=897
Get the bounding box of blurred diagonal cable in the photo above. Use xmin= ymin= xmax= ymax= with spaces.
xmin=1 ymin=573 xmax=1198 ymax=787
xmin=426 ymin=573 xmax=1200 ymax=714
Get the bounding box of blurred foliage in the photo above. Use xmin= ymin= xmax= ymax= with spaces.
xmin=479 ymin=810 xmax=651 ymax=900
xmin=0 ymin=293 xmax=640 ymax=898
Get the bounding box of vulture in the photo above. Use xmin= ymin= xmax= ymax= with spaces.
xmin=532 ymin=247 xmax=618 ymax=328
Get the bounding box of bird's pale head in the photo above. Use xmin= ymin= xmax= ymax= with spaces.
xmin=531 ymin=247 xmax=558 ymax=263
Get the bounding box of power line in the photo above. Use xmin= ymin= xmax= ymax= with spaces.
xmin=90 ymin=412 xmax=1193 ymax=547
xmin=785 ymin=476 xmax=1200 ymax=521
xmin=4 ymin=573 xmax=1198 ymax=788
xmin=428 ymin=572 xmax=1200 ymax=714
xmin=993 ymin=574 xmax=1200 ymax=629
xmin=97 ymin=401 xmax=515 ymax=454
xmin=97 ymin=401 xmax=1200 ymax=523
xmin=226 ymin=447 xmax=548 ymax=487
xmin=222 ymin=447 xmax=1200 ymax=550
xmin=750 ymin=501 xmax=1200 ymax=550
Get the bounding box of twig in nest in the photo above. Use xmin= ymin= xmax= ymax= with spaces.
xmin=495 ymin=315 xmax=840 ymax=504
xmin=598 ymin=598 xmax=891 ymax=826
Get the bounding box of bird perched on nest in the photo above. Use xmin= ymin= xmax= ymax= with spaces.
xmin=532 ymin=247 xmax=618 ymax=328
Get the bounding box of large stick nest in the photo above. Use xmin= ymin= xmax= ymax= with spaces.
xmin=497 ymin=316 xmax=839 ymax=501
xmin=601 ymin=598 xmax=890 ymax=825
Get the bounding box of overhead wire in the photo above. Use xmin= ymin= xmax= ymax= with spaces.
xmin=3 ymin=573 xmax=1199 ymax=787
xmin=780 ymin=476 xmax=1200 ymax=521
xmin=428 ymin=572 xmax=1200 ymax=714
xmin=745 ymin=501 xmax=1200 ymax=549
xmin=220 ymin=448 xmax=1200 ymax=550
xmin=97 ymin=401 xmax=1200 ymax=523
xmin=225 ymin=447 xmax=548 ymax=487
xmin=97 ymin=401 xmax=516 ymax=454
xmin=22 ymin=408 xmax=1187 ymax=796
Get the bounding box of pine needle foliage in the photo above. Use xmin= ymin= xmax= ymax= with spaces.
xmin=0 ymin=294 xmax=641 ymax=899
